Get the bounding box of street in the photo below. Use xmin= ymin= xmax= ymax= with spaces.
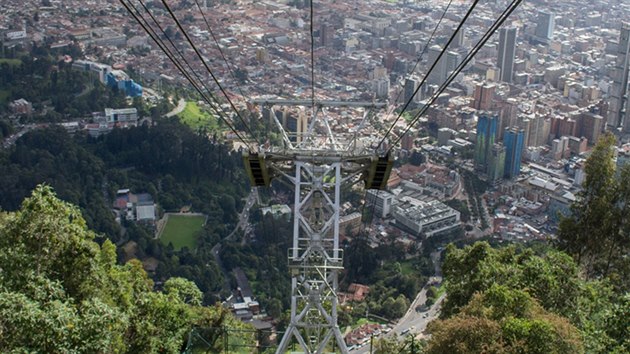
xmin=354 ymin=251 xmax=445 ymax=353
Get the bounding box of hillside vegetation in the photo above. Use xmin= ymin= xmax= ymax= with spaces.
xmin=0 ymin=186 xmax=252 ymax=353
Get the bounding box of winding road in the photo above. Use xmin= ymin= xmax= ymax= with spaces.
xmin=354 ymin=251 xmax=445 ymax=353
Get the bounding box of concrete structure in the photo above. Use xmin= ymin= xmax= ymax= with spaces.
xmin=366 ymin=189 xmax=395 ymax=218
xmin=535 ymin=11 xmax=555 ymax=41
xmin=608 ymin=23 xmax=630 ymax=132
xmin=577 ymin=111 xmax=603 ymax=144
xmin=487 ymin=143 xmax=506 ymax=184
xmin=104 ymin=107 xmax=138 ymax=124
xmin=404 ymin=77 xmax=419 ymax=104
xmin=8 ymin=98 xmax=32 ymax=115
xmin=472 ymin=83 xmax=496 ymax=111
xmin=72 ymin=60 xmax=142 ymax=97
xmin=438 ymin=127 xmax=456 ymax=146
xmin=339 ymin=212 xmax=362 ymax=238
xmin=498 ymin=27 xmax=517 ymax=83
xmin=392 ymin=200 xmax=460 ymax=237
xmin=427 ymin=44 xmax=447 ymax=85
xmin=446 ymin=51 xmax=461 ymax=76
xmin=280 ymin=108 xmax=308 ymax=143
xmin=373 ymin=77 xmax=390 ymax=99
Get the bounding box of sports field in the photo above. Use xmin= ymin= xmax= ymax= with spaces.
xmin=159 ymin=214 xmax=206 ymax=250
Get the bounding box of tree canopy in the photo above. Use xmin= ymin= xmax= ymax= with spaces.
xmin=438 ymin=241 xmax=629 ymax=353
xmin=427 ymin=285 xmax=583 ymax=354
xmin=558 ymin=133 xmax=630 ymax=288
xmin=0 ymin=185 xmax=250 ymax=353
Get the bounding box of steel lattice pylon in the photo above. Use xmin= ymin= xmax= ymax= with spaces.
xmin=248 ymin=100 xmax=387 ymax=354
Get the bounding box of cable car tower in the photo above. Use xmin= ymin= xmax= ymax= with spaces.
xmin=245 ymin=99 xmax=392 ymax=354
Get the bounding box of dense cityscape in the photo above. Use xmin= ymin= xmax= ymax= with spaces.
xmin=0 ymin=0 xmax=629 ymax=353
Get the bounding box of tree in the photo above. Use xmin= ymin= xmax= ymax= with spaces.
xmin=426 ymin=285 xmax=583 ymax=354
xmin=0 ymin=185 xmax=250 ymax=353
xmin=442 ymin=242 xmax=581 ymax=319
xmin=558 ymin=133 xmax=630 ymax=285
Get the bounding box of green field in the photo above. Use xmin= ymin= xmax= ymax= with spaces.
xmin=177 ymin=101 xmax=218 ymax=132
xmin=0 ymin=58 xmax=22 ymax=67
xmin=160 ymin=214 xmax=206 ymax=250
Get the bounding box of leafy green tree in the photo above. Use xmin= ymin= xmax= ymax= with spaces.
xmin=427 ymin=285 xmax=583 ymax=354
xmin=558 ymin=134 xmax=630 ymax=283
xmin=442 ymin=242 xmax=581 ymax=319
xmin=0 ymin=186 xmax=250 ymax=353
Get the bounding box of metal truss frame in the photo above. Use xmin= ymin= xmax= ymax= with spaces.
xmin=250 ymin=100 xmax=385 ymax=354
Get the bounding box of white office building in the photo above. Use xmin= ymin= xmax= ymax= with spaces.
xmin=392 ymin=200 xmax=460 ymax=237
xmin=366 ymin=190 xmax=395 ymax=218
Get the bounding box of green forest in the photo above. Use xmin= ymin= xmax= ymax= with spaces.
xmin=0 ymin=186 xmax=252 ymax=353
xmin=0 ymin=118 xmax=249 ymax=305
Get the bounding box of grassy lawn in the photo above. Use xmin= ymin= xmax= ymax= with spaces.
xmin=0 ymin=58 xmax=22 ymax=67
xmin=160 ymin=214 xmax=206 ymax=250
xmin=177 ymin=101 xmax=218 ymax=132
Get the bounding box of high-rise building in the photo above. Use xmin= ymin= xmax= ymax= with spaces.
xmin=503 ymin=128 xmax=524 ymax=178
xmin=608 ymin=23 xmax=630 ymax=132
xmin=535 ymin=11 xmax=555 ymax=41
xmin=517 ymin=115 xmax=532 ymax=148
xmin=319 ymin=24 xmax=335 ymax=47
xmin=282 ymin=108 xmax=308 ymax=143
xmin=498 ymin=27 xmax=517 ymax=83
xmin=404 ymin=77 xmax=419 ymax=104
xmin=373 ymin=77 xmax=390 ymax=99
xmin=487 ymin=143 xmax=506 ymax=184
xmin=475 ymin=113 xmax=498 ymax=171
xmin=472 ymin=83 xmax=496 ymax=111
xmin=452 ymin=26 xmax=464 ymax=48
xmin=527 ymin=114 xmax=551 ymax=147
xmin=446 ymin=51 xmax=461 ymax=76
xmin=560 ymin=118 xmax=578 ymax=138
xmin=427 ymin=44 xmax=447 ymax=85
xmin=366 ymin=190 xmax=395 ymax=218
xmin=577 ymin=111 xmax=603 ymax=145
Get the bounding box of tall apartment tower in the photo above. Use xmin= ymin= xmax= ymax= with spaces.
xmin=498 ymin=27 xmax=518 ymax=83
xmin=472 ymin=83 xmax=496 ymax=111
xmin=427 ymin=44 xmax=447 ymax=85
xmin=503 ymin=128 xmax=525 ymax=179
xmin=535 ymin=11 xmax=555 ymax=40
xmin=475 ymin=113 xmax=499 ymax=171
xmin=608 ymin=23 xmax=630 ymax=132
xmin=487 ymin=143 xmax=506 ymax=184
xmin=446 ymin=51 xmax=461 ymax=76
xmin=404 ymin=77 xmax=419 ymax=104
xmin=452 ymin=26 xmax=465 ymax=48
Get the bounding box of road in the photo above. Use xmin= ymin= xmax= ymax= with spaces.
xmin=165 ymin=98 xmax=186 ymax=118
xmin=211 ymin=188 xmax=258 ymax=292
xmin=1 ymin=124 xmax=34 ymax=149
xmin=354 ymin=251 xmax=444 ymax=353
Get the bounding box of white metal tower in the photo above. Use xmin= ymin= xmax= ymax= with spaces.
xmin=245 ymin=99 xmax=391 ymax=354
